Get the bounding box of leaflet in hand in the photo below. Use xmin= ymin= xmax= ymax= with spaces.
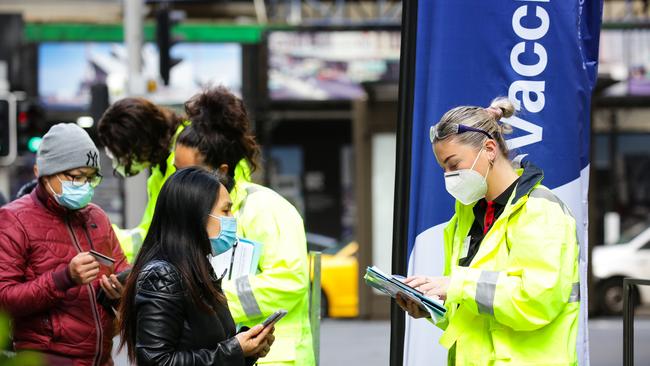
xmin=210 ymin=238 xmax=263 ymax=280
xmin=364 ymin=266 xmax=446 ymax=321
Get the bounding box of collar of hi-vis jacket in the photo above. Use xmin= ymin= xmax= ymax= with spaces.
xmin=231 ymin=159 xmax=253 ymax=214
xmin=453 ymin=159 xmax=545 ymax=268
xmin=510 ymin=159 xmax=544 ymax=206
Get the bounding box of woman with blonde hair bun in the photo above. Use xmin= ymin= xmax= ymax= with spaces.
xmin=398 ymin=98 xmax=581 ymax=365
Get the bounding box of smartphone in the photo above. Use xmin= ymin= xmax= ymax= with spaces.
xmin=89 ymin=250 xmax=115 ymax=266
xmin=262 ymin=309 xmax=288 ymax=328
xmin=115 ymin=269 xmax=131 ymax=284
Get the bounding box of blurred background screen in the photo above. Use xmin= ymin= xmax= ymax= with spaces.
xmin=38 ymin=41 xmax=242 ymax=110
xmin=267 ymin=30 xmax=400 ymax=101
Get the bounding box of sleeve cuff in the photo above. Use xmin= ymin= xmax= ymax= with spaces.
xmin=53 ymin=267 xmax=77 ymax=292
xmin=446 ymin=266 xmax=469 ymax=304
xmin=225 ymin=336 xmax=246 ymax=361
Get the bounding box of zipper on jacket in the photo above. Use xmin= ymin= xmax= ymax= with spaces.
xmin=82 ymin=223 xmax=96 ymax=251
xmin=65 ymin=218 xmax=103 ymax=366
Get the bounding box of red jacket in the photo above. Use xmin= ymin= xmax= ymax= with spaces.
xmin=0 ymin=183 xmax=129 ymax=366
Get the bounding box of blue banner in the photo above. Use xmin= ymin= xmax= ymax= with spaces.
xmin=401 ymin=1 xmax=602 ymax=365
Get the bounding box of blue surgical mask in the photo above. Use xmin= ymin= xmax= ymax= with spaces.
xmin=208 ymin=215 xmax=238 ymax=256
xmin=48 ymin=178 xmax=94 ymax=210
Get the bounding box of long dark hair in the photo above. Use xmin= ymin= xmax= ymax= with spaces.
xmin=177 ymin=86 xmax=261 ymax=179
xmin=119 ymin=167 xmax=226 ymax=362
xmin=98 ymin=97 xmax=183 ymax=175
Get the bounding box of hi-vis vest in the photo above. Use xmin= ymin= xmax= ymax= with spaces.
xmin=438 ymin=162 xmax=580 ymax=366
xmin=113 ymin=123 xmax=187 ymax=263
xmin=222 ymin=161 xmax=315 ymax=366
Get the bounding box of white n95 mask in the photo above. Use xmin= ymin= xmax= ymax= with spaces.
xmin=444 ymin=148 xmax=490 ymax=205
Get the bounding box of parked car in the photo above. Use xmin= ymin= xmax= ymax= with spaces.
xmin=592 ymin=223 xmax=650 ymax=315
xmin=320 ymin=241 xmax=359 ymax=318
xmin=307 ymin=233 xmax=359 ymax=318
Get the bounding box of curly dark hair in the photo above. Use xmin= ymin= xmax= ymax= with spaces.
xmin=97 ymin=97 xmax=183 ymax=176
xmin=177 ymin=86 xmax=260 ymax=179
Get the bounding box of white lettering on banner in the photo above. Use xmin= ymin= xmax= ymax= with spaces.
xmin=508 ymin=80 xmax=545 ymax=113
xmin=513 ymin=6 xmax=549 ymax=40
xmin=502 ymin=115 xmax=543 ymax=150
xmin=510 ymin=42 xmax=548 ymax=77
xmin=507 ymin=3 xmax=549 ymax=149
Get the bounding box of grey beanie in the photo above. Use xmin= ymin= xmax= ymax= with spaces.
xmin=37 ymin=123 xmax=101 ymax=177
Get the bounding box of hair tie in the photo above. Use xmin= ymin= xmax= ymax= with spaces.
xmin=485 ymin=107 xmax=503 ymax=120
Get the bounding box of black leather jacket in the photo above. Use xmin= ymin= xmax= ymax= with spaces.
xmin=134 ymin=260 xmax=256 ymax=366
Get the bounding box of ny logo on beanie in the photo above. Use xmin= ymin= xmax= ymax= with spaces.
xmin=86 ymin=151 xmax=99 ymax=167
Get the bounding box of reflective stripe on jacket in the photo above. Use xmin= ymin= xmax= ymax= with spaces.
xmin=113 ymin=123 xmax=187 ymax=262
xmin=439 ymin=162 xmax=580 ymax=366
xmin=222 ymin=161 xmax=315 ymax=366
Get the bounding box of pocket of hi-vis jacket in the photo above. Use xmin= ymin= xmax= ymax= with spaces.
xmin=256 ymin=335 xmax=296 ymax=363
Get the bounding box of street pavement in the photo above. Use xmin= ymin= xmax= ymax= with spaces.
xmin=320 ymin=319 xmax=390 ymax=365
xmin=320 ymin=318 xmax=650 ymax=366
xmin=589 ymin=317 xmax=650 ymax=366
xmin=113 ymin=317 xmax=650 ymax=365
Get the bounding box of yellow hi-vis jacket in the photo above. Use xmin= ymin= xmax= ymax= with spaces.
xmin=438 ymin=162 xmax=580 ymax=366
xmin=112 ymin=123 xmax=187 ymax=262
xmin=222 ymin=161 xmax=315 ymax=366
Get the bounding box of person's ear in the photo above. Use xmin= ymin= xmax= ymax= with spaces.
xmin=484 ymin=140 xmax=498 ymax=164
xmin=33 ymin=164 xmax=39 ymax=178
xmin=218 ymin=164 xmax=229 ymax=175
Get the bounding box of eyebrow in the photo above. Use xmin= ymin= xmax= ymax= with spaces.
xmin=443 ymin=154 xmax=456 ymax=165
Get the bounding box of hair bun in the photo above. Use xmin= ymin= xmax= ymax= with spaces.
xmin=488 ymin=97 xmax=515 ymax=119
xmin=180 ymin=86 xmax=261 ymax=174
xmin=185 ymin=86 xmax=247 ymax=139
xmin=485 ymin=106 xmax=503 ymax=120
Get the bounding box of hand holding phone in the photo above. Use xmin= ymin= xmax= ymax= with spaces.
xmin=262 ymin=309 xmax=287 ymax=328
xmin=236 ymin=310 xmax=284 ymax=358
xmin=236 ymin=322 xmax=276 ymax=358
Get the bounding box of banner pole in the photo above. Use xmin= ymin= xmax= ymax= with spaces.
xmin=391 ymin=1 xmax=419 ymax=366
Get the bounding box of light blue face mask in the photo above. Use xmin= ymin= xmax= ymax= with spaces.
xmin=208 ymin=215 xmax=238 ymax=256
xmin=48 ymin=178 xmax=94 ymax=210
